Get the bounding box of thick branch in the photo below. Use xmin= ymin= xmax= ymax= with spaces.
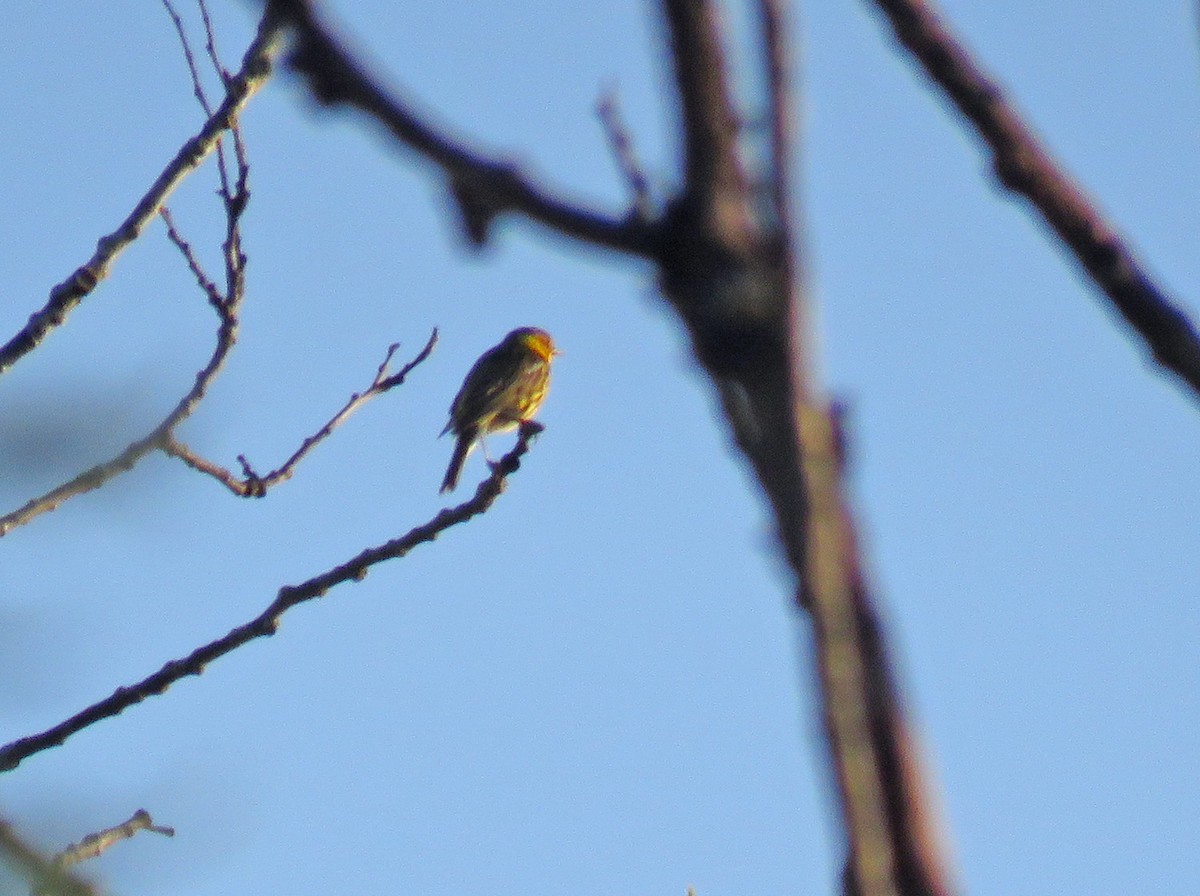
xmin=659 ymin=4 xmax=957 ymax=895
xmin=260 ymin=0 xmax=657 ymax=256
xmin=0 ymin=424 xmax=542 ymax=774
xmin=869 ymin=0 xmax=1200 ymax=402
xmin=662 ymin=0 xmax=749 ymax=212
xmin=757 ymin=0 xmax=793 ymax=232
xmin=0 ymin=11 xmax=282 ymax=378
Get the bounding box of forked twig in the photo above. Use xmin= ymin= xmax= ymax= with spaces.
xmin=0 ymin=11 xmax=282 ymax=378
xmin=162 ymin=331 xmax=439 ymax=497
xmin=261 ymin=0 xmax=658 ymax=255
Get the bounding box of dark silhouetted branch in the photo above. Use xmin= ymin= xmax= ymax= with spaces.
xmin=261 ymin=0 xmax=659 ymax=256
xmin=246 ymin=2 xmax=958 ymax=893
xmin=659 ymin=4 xmax=958 ymax=895
xmin=0 ymin=424 xmax=543 ymax=773
xmin=868 ymin=0 xmax=1200 ymax=402
xmin=662 ymin=0 xmax=749 ymax=218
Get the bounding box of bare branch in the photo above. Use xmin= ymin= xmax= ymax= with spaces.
xmin=162 ymin=331 xmax=439 ymax=497
xmin=197 ymin=0 xmax=231 ymax=85
xmin=161 ymin=0 xmax=239 ymax=202
xmin=868 ymin=0 xmax=1200 ymax=403
xmin=257 ymin=0 xmax=657 ymax=256
xmin=661 ymin=0 xmax=753 ymax=240
xmin=756 ymin=0 xmax=793 ymax=232
xmin=161 ymin=0 xmax=215 ymax=116
xmin=160 ymin=208 xmax=225 ymax=308
xmin=657 ymin=4 xmax=958 ymax=895
xmin=0 ymin=11 xmax=282 ymax=378
xmin=0 ymin=111 xmax=253 ymax=537
xmin=54 ymin=810 xmax=174 ymax=870
xmin=0 ymin=424 xmax=544 ymax=773
xmin=595 ymin=90 xmax=654 ymax=221
xmin=0 ymin=821 xmax=94 ymax=896
xmin=797 ymin=406 xmax=957 ymax=896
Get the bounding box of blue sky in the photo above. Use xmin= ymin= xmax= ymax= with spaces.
xmin=1 ymin=2 xmax=1198 ymax=895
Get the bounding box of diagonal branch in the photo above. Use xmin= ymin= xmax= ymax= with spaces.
xmin=54 ymin=810 xmax=174 ymax=870
xmin=0 ymin=271 xmax=241 ymax=537
xmin=0 ymin=424 xmax=544 ymax=774
xmin=0 ymin=10 xmax=283 ymax=378
xmin=868 ymin=0 xmax=1200 ymax=403
xmin=0 ymin=819 xmax=94 ymax=896
xmin=260 ymin=0 xmax=658 ymax=256
xmin=0 ymin=116 xmax=254 ymax=537
xmin=162 ymin=331 xmax=438 ymax=497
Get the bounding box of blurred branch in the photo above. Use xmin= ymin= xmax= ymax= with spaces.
xmin=661 ymin=0 xmax=751 ymax=230
xmin=260 ymin=0 xmax=659 ymax=254
xmin=0 ymin=9 xmax=282 ymax=378
xmin=253 ymin=1 xmax=958 ymax=893
xmin=163 ymin=331 xmax=439 ymax=497
xmin=757 ymin=0 xmax=792 ymax=231
xmin=867 ymin=0 xmax=1200 ymax=403
xmin=0 ymin=423 xmax=544 ymax=773
xmin=54 ymin=809 xmax=174 ymax=870
xmin=0 ymin=820 xmax=93 ymax=896
xmin=595 ymin=90 xmax=654 ymax=221
xmin=196 ymin=0 xmax=232 ymax=85
xmin=659 ymin=4 xmax=957 ymax=895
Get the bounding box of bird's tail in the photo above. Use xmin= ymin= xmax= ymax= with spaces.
xmin=440 ymin=432 xmax=475 ymax=493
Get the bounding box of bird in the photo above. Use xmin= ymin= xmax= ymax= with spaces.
xmin=439 ymin=327 xmax=558 ymax=493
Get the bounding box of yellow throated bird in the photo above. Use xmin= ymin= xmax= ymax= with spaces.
xmin=439 ymin=327 xmax=558 ymax=493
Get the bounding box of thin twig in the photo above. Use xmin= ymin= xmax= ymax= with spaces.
xmin=0 ymin=424 xmax=544 ymax=773
xmin=0 ymin=10 xmax=282 ymax=378
xmin=161 ymin=0 xmax=236 ymax=206
xmin=162 ymin=330 xmax=439 ymax=497
xmin=595 ymin=90 xmax=654 ymax=221
xmin=258 ymin=0 xmax=657 ymax=255
xmin=0 ymin=77 xmax=254 ymax=537
xmin=161 ymin=0 xmax=215 ymax=116
xmin=160 ymin=208 xmax=225 ymax=308
xmin=197 ymin=0 xmax=230 ymax=84
xmin=868 ymin=0 xmax=1200 ymax=403
xmin=54 ymin=810 xmax=175 ymax=870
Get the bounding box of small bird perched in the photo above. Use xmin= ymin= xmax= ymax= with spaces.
xmin=439 ymin=327 xmax=558 ymax=493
